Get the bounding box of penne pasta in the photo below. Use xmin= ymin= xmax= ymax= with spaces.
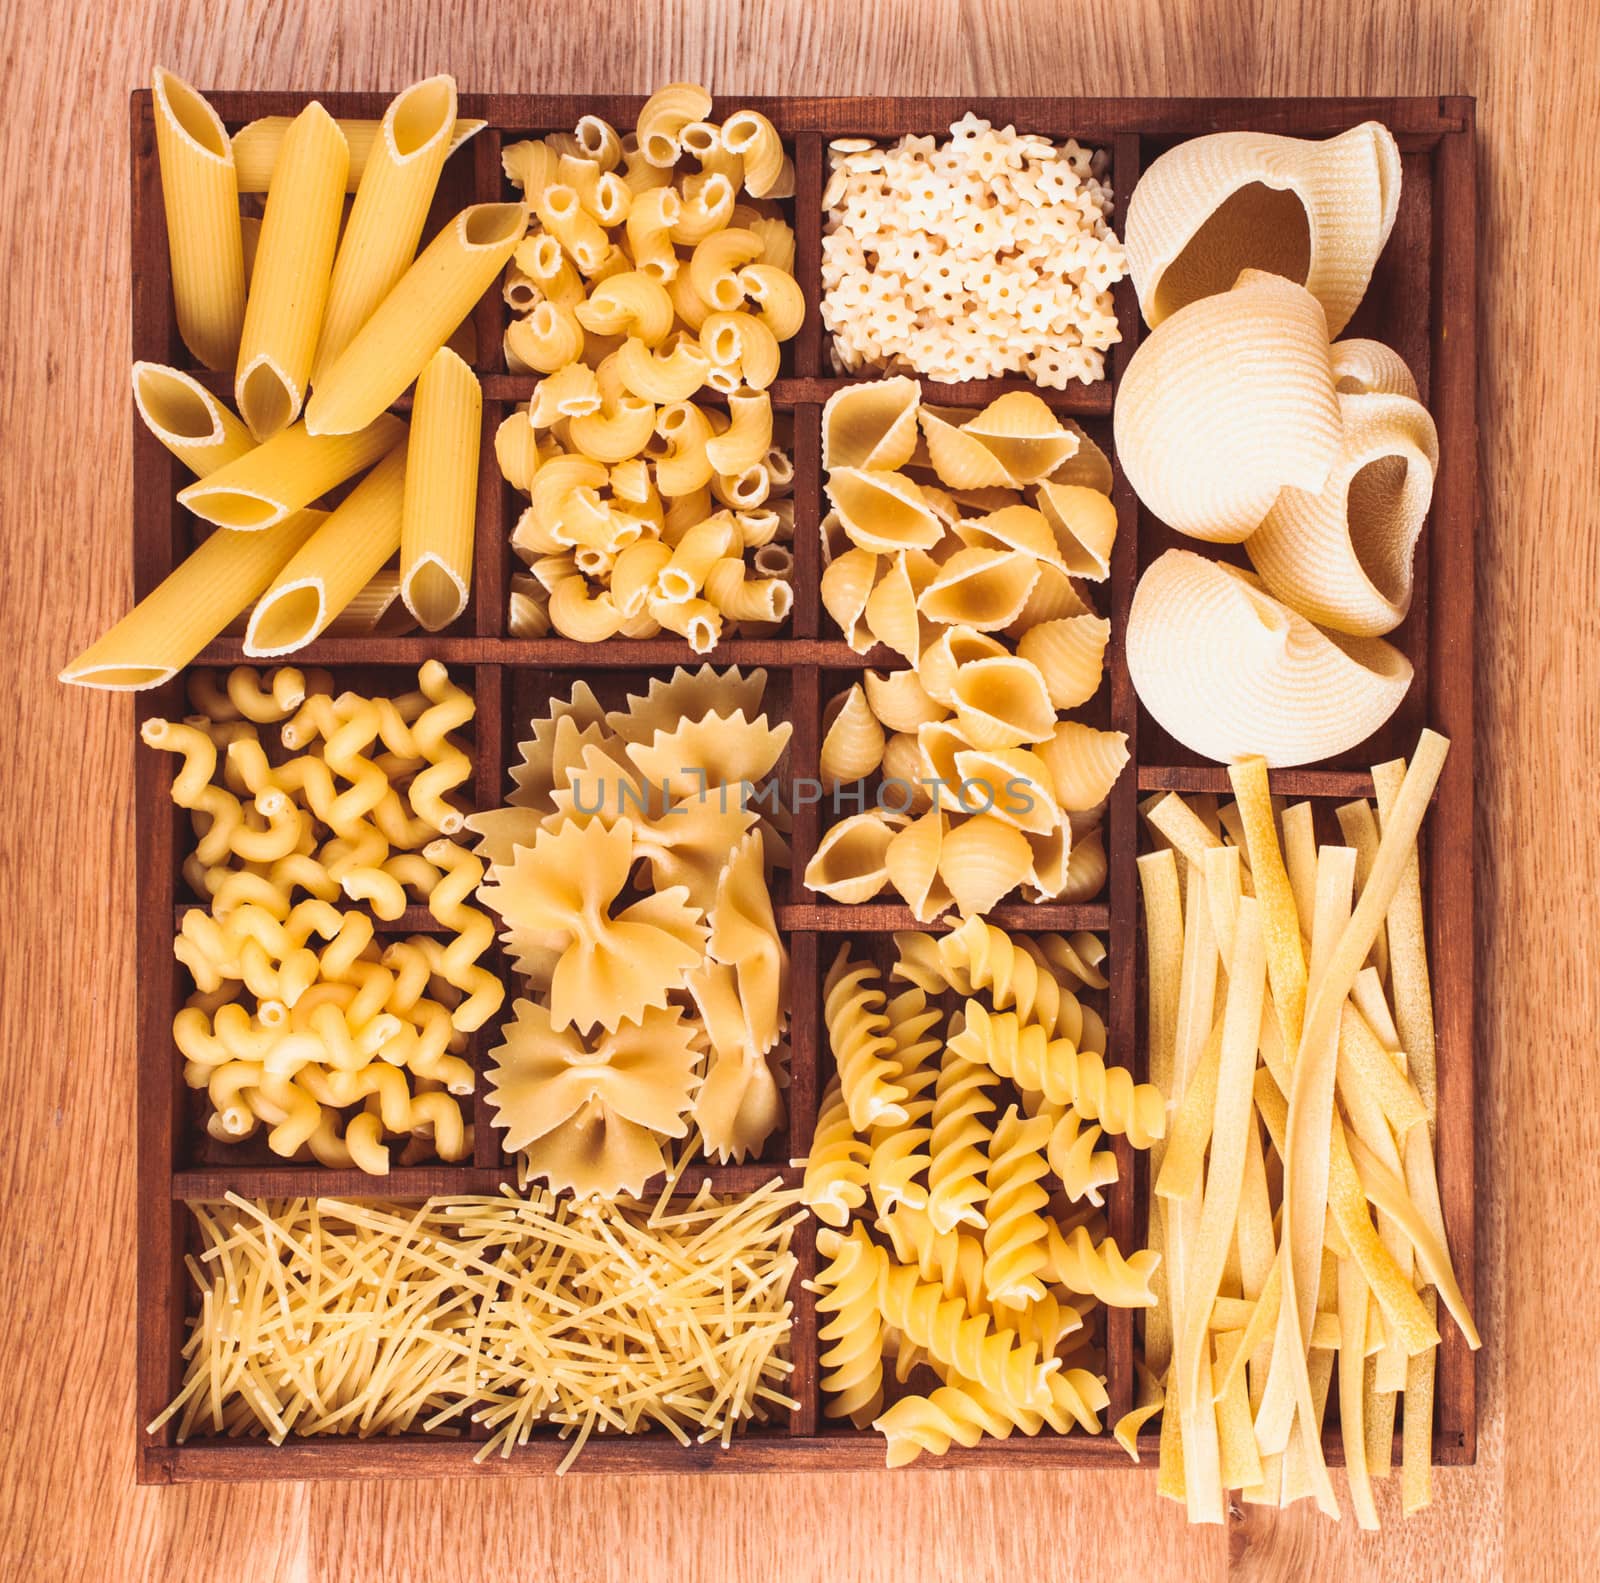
xmin=131 ymin=362 xmax=254 ymax=476
xmin=231 ymin=114 xmax=485 ymax=192
xmin=244 ymin=443 xmax=408 ymax=655
xmin=401 ymin=347 xmax=482 ymax=630
xmin=306 ymin=202 xmax=525 ymax=436
xmin=151 ymin=68 xmax=246 ymax=371
xmin=322 ymin=566 xmax=416 ymax=636
xmin=311 ymin=76 xmax=460 ymax=386
xmin=236 ymin=102 xmax=349 ymax=439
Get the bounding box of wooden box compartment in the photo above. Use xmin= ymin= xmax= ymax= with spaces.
xmin=130 ymin=92 xmax=1475 ymax=1482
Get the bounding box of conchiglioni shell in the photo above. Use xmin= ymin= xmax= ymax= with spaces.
xmin=918 ymin=547 xmax=1041 ymax=630
xmin=918 ymin=405 xmax=1019 ymax=489
xmin=1246 ymin=390 xmax=1438 ymax=635
xmin=1036 ymin=722 xmax=1131 ymax=811
xmin=826 ymin=467 xmax=944 ymax=553
xmin=956 ymin=504 xmax=1064 ymax=568
xmin=1047 ymin=422 xmax=1115 ymax=495
xmin=1036 ymin=483 xmax=1118 ymax=580
xmin=1113 ymin=270 xmax=1342 ymax=543
xmin=937 ymin=813 xmax=1032 ymax=917
xmin=917 ymin=625 xmax=1008 ymax=706
xmin=864 ymin=548 xmax=938 ymax=662
xmin=1127 ymin=549 xmax=1413 ymax=766
xmin=1021 ymin=813 xmax=1074 ymax=901
xmin=1002 ymin=562 xmax=1096 ymax=637
xmin=820 ymin=683 xmax=887 ymax=789
xmin=949 ymin=654 xmax=1057 ymax=749
xmin=1060 ymin=826 xmax=1109 ymax=902
xmin=1017 ymin=615 xmax=1112 ymax=710
xmin=820 ymin=546 xmax=880 ymax=651
xmin=952 ymin=746 xmax=1060 ymax=835
xmin=803 ymin=811 xmax=903 ymax=903
xmin=885 ymin=806 xmax=954 ymax=922
xmin=962 ymin=391 xmax=1080 ymax=484
xmin=882 ymin=731 xmax=934 ymax=812
xmin=864 ymin=667 xmax=947 ymax=733
xmin=1126 ymin=121 xmax=1402 ymax=337
xmin=822 ymin=375 xmax=922 ymax=470
xmin=1329 ymin=337 xmax=1420 ymax=399
xmin=917 ymin=718 xmax=970 ymax=796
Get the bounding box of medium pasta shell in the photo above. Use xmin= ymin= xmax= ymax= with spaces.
xmin=882 ymin=731 xmax=934 ymax=812
xmin=1021 ymin=813 xmax=1074 ymax=901
xmin=1036 ymin=483 xmax=1117 ymax=580
xmin=1246 ymin=390 xmax=1438 ymax=635
xmin=1330 ymin=337 xmax=1419 ymax=399
xmin=918 ymin=625 xmax=1008 ymax=706
xmin=1047 ymin=423 xmax=1114 ymax=495
xmin=961 ymin=392 xmax=1080 ymax=484
xmin=864 ymin=667 xmax=947 ymax=733
xmin=1125 ymin=121 xmax=1402 ymax=337
xmin=916 ymin=718 xmax=970 ymax=798
xmin=950 ymin=655 xmax=1057 ymax=749
xmin=820 ymin=547 xmax=880 ymax=651
xmin=918 ymin=548 xmax=1041 ymax=630
xmin=1002 ymin=562 xmax=1095 ymax=637
xmin=1036 ymin=722 xmax=1130 ymax=811
xmin=885 ymin=806 xmax=954 ymax=923
xmin=826 ymin=467 xmax=944 ymax=553
xmin=1060 ymin=827 xmax=1109 ymax=902
xmin=1017 ymin=616 xmax=1111 ymax=710
xmin=937 ymin=813 xmax=1032 ymax=918
xmin=803 ymin=811 xmax=904 ymax=903
xmin=823 ymin=375 xmax=923 ymax=470
xmin=1126 ymin=549 xmax=1412 ymax=766
xmin=821 ymin=684 xmax=887 ymax=790
xmin=917 ymin=406 xmax=1019 ymax=489
xmin=952 ymin=746 xmax=1060 ymax=835
xmin=864 ymin=549 xmax=938 ymax=662
xmin=1113 ymin=271 xmax=1342 ymax=543
xmin=956 ymin=504 xmax=1063 ymax=568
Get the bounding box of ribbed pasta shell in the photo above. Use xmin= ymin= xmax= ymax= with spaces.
xmin=950 ymin=655 xmax=1057 ymax=749
xmin=1125 ymin=121 xmax=1402 ymax=337
xmin=1036 ymin=722 xmax=1130 ymax=811
xmin=864 ymin=668 xmax=947 ymax=733
xmin=826 ymin=467 xmax=944 ymax=553
xmin=882 ymin=731 xmax=934 ymax=812
xmin=1113 ymin=271 xmax=1342 ymax=543
xmin=1127 ymin=549 xmax=1413 ymax=766
xmin=823 ymin=375 xmax=923 ymax=470
xmin=1330 ymin=337 xmax=1419 ymax=399
xmin=918 ymin=406 xmax=1019 ymax=489
xmin=1060 ymin=826 xmax=1109 ymax=903
xmin=1036 ymin=483 xmax=1117 ymax=580
xmin=1017 ymin=615 xmax=1111 ymax=710
xmin=803 ymin=811 xmax=904 ymax=903
xmin=952 ymin=746 xmax=1060 ymax=835
xmin=1021 ymin=814 xmax=1074 ymax=901
xmin=885 ymin=806 xmax=954 ymax=922
xmin=916 ymin=718 xmax=970 ymax=797
xmin=937 ymin=813 xmax=1032 ymax=917
xmin=918 ymin=625 xmax=1008 ymax=706
xmin=820 ymin=683 xmax=887 ymax=789
xmin=1246 ymin=390 xmax=1438 ymax=635
xmin=821 ymin=546 xmax=880 ymax=651
xmin=1003 ymin=563 xmax=1096 ymax=638
xmin=918 ymin=548 xmax=1041 ymax=630
xmin=1048 ymin=423 xmax=1114 ymax=495
xmin=961 ymin=392 xmax=1080 ymax=484
xmin=864 ymin=549 xmax=938 ymax=662
xmin=956 ymin=504 xmax=1063 ymax=567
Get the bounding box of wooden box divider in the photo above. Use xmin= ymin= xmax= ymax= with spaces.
xmin=127 ymin=90 xmax=1475 ymax=1481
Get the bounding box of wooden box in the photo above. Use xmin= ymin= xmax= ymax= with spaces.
xmin=128 ymin=92 xmax=1476 ymax=1481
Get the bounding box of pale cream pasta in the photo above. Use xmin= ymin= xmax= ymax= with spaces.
xmin=401 ymin=346 xmax=481 ymax=631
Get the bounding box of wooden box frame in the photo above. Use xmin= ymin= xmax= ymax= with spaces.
xmin=128 ymin=91 xmax=1476 ymax=1482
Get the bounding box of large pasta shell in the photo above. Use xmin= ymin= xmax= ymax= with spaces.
xmin=917 ymin=405 xmax=1019 ymax=489
xmin=918 ymin=548 xmax=1041 ymax=630
xmin=826 ymin=467 xmax=944 ymax=553
xmin=1017 ymin=615 xmax=1111 ymax=710
xmin=1114 ymin=271 xmax=1342 ymax=543
xmin=864 ymin=667 xmax=947 ymax=733
xmin=1246 ymin=390 xmax=1438 ymax=635
xmin=950 ymin=655 xmax=1057 ymax=748
xmin=1036 ymin=722 xmax=1130 ymax=811
xmin=820 ymin=546 xmax=880 ymax=651
xmin=1036 ymin=483 xmax=1118 ymax=580
xmin=820 ymin=683 xmax=887 ymax=789
xmin=803 ymin=811 xmax=904 ymax=903
xmin=917 ymin=625 xmax=1009 ymax=706
xmin=1125 ymin=121 xmax=1402 ymax=337
xmin=937 ymin=813 xmax=1032 ymax=917
xmin=961 ymin=392 xmax=1080 ymax=484
xmin=885 ymin=806 xmax=954 ymax=922
xmin=823 ymin=375 xmax=922 ymax=470
xmin=1126 ymin=549 xmax=1412 ymax=766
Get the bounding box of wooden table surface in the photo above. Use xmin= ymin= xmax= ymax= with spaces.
xmin=3 ymin=0 xmax=1594 ymax=1577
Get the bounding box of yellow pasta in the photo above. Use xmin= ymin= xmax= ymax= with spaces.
xmin=236 ymin=102 xmax=349 ymax=439
xmin=720 ymin=109 xmax=785 ymax=197
xmin=637 ymin=82 xmax=715 ymax=168
xmin=704 ymin=390 xmax=773 ymax=475
xmin=506 ymin=301 xmax=586 ymax=374
xmin=131 ymin=361 xmax=254 ymax=475
xmin=575 ymin=269 xmax=675 ymax=346
xmin=151 ymin=68 xmax=245 ymax=371
xmin=700 ymin=308 xmax=781 ymax=388
xmin=533 ymin=183 xmax=612 ymax=276
xmin=232 ymin=114 xmax=485 ymax=193
xmin=400 ymin=347 xmax=481 ymax=631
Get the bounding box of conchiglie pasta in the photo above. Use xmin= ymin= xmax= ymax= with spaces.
xmin=1036 ymin=722 xmax=1130 ymax=812
xmin=949 ymin=656 xmax=1057 ymax=749
xmin=885 ymin=807 xmax=954 ymax=922
xmin=864 ymin=667 xmax=947 ymax=733
xmin=820 ymin=685 xmax=887 ymax=790
xmin=961 ymin=392 xmax=1081 ymax=485
xmin=918 ymin=549 xmax=1041 ymax=631
xmin=823 ymin=376 xmax=924 ymax=472
xmin=827 ymin=468 xmax=944 ymax=554
xmin=805 ymin=812 xmax=903 ymax=903
xmin=1035 ymin=483 xmax=1118 ymax=581
xmin=937 ymin=814 xmax=1032 ymax=917
xmin=821 ymin=547 xmax=881 ymax=652
xmin=1016 ymin=615 xmax=1111 ymax=710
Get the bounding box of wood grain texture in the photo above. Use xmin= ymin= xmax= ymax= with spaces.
xmin=2 ymin=0 xmax=1592 ymax=1576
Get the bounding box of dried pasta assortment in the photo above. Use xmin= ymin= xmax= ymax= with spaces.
xmin=806 ymin=377 xmax=1124 ymax=915
xmin=144 ymin=662 xmax=501 ymax=1171
xmin=1130 ymin=732 xmax=1476 ymax=1525
xmin=496 ymin=85 xmax=801 ymax=647
xmin=821 ymin=118 xmax=1126 ymax=386
xmin=469 ymin=666 xmax=793 ymax=1193
xmin=154 ymin=1183 xmax=801 ymax=1469
xmin=800 ymin=926 xmax=1164 ymax=1464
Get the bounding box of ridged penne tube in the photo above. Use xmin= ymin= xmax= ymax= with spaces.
xmin=311 ymin=76 xmax=459 ymax=386
xmin=720 ymin=109 xmax=785 ymax=196
xmin=131 ymin=362 xmax=255 ymax=476
xmin=177 ymin=413 xmax=406 ymax=530
xmin=323 ymin=567 xmax=415 ymax=636
xmin=236 ymin=102 xmax=349 ymax=439
xmin=151 ymin=69 xmax=245 ymax=371
xmin=401 ymin=347 xmax=481 ymax=631
xmin=703 ymin=558 xmax=793 ymax=624
xmin=61 ymin=513 xmax=323 ymax=689
xmin=637 ymin=81 xmax=713 ymax=167
xmin=232 ymin=114 xmax=485 ymax=192
xmin=1113 ymin=270 xmax=1341 ymax=543
xmin=307 ymin=203 xmax=526 ymax=436
xmin=705 ymin=390 xmax=772 ymax=475
xmin=244 ymin=443 xmax=408 ymax=656
xmin=1125 ymin=122 xmax=1402 ymax=337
